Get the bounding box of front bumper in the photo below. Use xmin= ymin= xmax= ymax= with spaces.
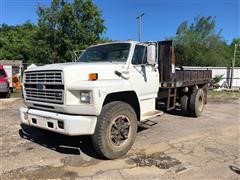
xmin=0 ymin=87 xmax=9 ymax=92
xmin=19 ymin=107 xmax=97 ymax=136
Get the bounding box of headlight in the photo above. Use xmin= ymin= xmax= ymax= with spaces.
xmin=80 ymin=90 xmax=92 ymax=103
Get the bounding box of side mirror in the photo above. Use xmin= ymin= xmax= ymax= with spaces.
xmin=147 ymin=45 xmax=156 ymax=65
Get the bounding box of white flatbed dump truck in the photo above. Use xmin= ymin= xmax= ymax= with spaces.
xmin=20 ymin=40 xmax=211 ymax=159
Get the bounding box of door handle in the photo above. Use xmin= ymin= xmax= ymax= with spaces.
xmin=114 ymin=70 xmax=129 ymax=79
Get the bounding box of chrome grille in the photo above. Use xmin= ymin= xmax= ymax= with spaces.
xmin=24 ymin=70 xmax=64 ymax=104
xmin=25 ymin=71 xmax=63 ymax=84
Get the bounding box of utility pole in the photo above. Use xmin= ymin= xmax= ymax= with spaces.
xmin=230 ymin=44 xmax=239 ymax=89
xmin=136 ymin=13 xmax=145 ymax=42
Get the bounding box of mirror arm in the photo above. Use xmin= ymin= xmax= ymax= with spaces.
xmin=141 ymin=47 xmax=146 ymax=64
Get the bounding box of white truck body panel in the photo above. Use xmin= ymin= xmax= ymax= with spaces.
xmin=20 ymin=107 xmax=97 ymax=135
xmin=20 ymin=41 xmax=159 ymax=135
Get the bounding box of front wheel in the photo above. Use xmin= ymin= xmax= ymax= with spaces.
xmin=91 ymin=101 xmax=137 ymax=159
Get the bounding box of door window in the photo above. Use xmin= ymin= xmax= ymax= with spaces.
xmin=132 ymin=45 xmax=147 ymax=65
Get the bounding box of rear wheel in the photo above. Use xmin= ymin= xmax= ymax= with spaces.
xmin=180 ymin=95 xmax=189 ymax=115
xmin=91 ymin=101 xmax=137 ymax=159
xmin=189 ymin=89 xmax=205 ymax=117
xmin=202 ymin=85 xmax=208 ymax=104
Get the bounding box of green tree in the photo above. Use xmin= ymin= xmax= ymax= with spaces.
xmin=173 ymin=16 xmax=230 ymax=67
xmin=33 ymin=0 xmax=106 ymax=64
xmin=0 ymin=22 xmax=37 ymax=63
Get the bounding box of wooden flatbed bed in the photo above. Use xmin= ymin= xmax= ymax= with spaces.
xmin=175 ymin=70 xmax=211 ymax=87
xmin=157 ymin=41 xmax=212 ymax=111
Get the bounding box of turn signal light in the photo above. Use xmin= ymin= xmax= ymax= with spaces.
xmin=89 ymin=73 xmax=98 ymax=81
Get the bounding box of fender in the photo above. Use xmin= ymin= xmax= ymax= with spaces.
xmin=67 ymin=79 xmax=141 ymax=116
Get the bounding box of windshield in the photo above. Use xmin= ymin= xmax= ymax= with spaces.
xmin=77 ymin=43 xmax=131 ymax=63
xmin=0 ymin=69 xmax=6 ymax=77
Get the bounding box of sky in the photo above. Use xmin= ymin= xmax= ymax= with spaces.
xmin=0 ymin=0 xmax=239 ymax=44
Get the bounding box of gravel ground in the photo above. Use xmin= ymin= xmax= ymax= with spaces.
xmin=0 ymin=96 xmax=239 ymax=179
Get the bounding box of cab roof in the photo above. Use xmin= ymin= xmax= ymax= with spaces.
xmin=89 ymin=40 xmax=139 ymax=48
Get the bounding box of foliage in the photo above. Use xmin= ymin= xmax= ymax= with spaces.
xmin=33 ymin=0 xmax=106 ymax=64
xmin=0 ymin=0 xmax=106 ymax=64
xmin=0 ymin=22 xmax=37 ymax=63
xmin=173 ymin=16 xmax=231 ymax=67
xmin=212 ymin=74 xmax=224 ymax=84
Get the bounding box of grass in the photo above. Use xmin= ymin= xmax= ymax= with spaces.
xmin=208 ymin=89 xmax=240 ymax=98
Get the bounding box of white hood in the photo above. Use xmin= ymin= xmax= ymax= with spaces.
xmin=25 ymin=62 xmax=127 ymax=82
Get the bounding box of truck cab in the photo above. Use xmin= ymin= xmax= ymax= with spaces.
xmin=20 ymin=40 xmax=211 ymax=159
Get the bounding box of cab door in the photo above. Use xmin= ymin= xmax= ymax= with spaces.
xmin=129 ymin=44 xmax=159 ymax=104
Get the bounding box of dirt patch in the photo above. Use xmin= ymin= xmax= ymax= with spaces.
xmin=129 ymin=152 xmax=184 ymax=170
xmin=61 ymin=156 xmax=99 ymax=167
xmin=0 ymin=165 xmax=78 ymax=180
xmin=1 ymin=97 xmax=239 ymax=179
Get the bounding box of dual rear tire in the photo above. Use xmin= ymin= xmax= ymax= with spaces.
xmin=180 ymin=88 xmax=205 ymax=117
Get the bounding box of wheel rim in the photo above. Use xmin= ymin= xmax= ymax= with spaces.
xmin=109 ymin=115 xmax=131 ymax=147
xmin=198 ymin=96 xmax=204 ymax=112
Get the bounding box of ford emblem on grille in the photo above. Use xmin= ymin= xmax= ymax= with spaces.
xmin=55 ymin=92 xmax=62 ymax=97
xmin=36 ymin=84 xmax=45 ymax=90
